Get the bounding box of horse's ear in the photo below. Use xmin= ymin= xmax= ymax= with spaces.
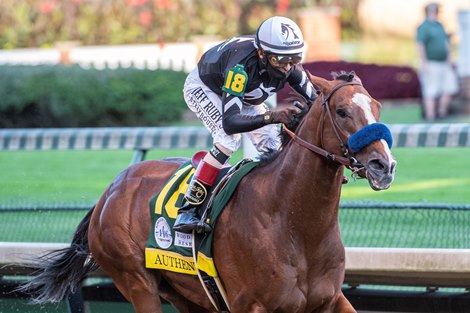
xmin=350 ymin=71 xmax=362 ymax=84
xmin=306 ymin=71 xmax=331 ymax=94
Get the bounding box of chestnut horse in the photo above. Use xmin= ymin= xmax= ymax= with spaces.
xmin=22 ymin=72 xmax=396 ymax=313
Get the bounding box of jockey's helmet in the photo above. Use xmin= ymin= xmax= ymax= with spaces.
xmin=254 ymin=16 xmax=305 ymax=56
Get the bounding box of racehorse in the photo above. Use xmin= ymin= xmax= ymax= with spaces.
xmin=22 ymin=71 xmax=396 ymax=313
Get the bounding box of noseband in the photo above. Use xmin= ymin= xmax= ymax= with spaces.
xmin=282 ymin=81 xmax=365 ymax=174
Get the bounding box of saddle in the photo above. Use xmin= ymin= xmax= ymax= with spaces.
xmin=145 ymin=156 xmax=258 ymax=312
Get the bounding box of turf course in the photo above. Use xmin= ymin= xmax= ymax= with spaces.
xmin=1 ymin=147 xmax=469 ymax=205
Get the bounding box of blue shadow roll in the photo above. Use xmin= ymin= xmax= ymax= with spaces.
xmin=348 ymin=123 xmax=393 ymax=153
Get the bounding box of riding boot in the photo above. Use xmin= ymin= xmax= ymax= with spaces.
xmin=173 ymin=160 xmax=220 ymax=234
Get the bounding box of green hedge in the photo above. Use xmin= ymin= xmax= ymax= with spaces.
xmin=0 ymin=65 xmax=187 ymax=128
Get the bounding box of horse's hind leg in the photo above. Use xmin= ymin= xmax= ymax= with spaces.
xmin=89 ymin=207 xmax=165 ymax=312
xmin=101 ymin=260 xmax=215 ymax=313
xmin=164 ymin=294 xmax=214 ymax=313
xmin=104 ymin=265 xmax=164 ymax=313
xmin=158 ymin=278 xmax=215 ymax=313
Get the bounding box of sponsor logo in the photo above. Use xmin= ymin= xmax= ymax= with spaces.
xmin=154 ymin=217 xmax=172 ymax=249
xmin=282 ymin=40 xmax=301 ymax=46
xmin=153 ymin=253 xmax=195 ymax=272
xmin=187 ymin=181 xmax=207 ymax=205
xmin=145 ymin=248 xmax=197 ymax=275
xmin=188 ymin=88 xmax=222 ymax=134
xmin=280 ymin=22 xmax=300 ymax=46
xmin=174 ymin=231 xmax=193 ymax=248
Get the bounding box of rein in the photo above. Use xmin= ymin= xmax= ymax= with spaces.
xmin=282 ymin=125 xmax=352 ymax=166
xmin=282 ymin=81 xmax=365 ymax=173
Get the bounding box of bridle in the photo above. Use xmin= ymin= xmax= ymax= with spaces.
xmin=282 ymin=81 xmax=365 ymax=175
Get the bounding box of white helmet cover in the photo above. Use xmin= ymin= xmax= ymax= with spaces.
xmin=255 ymin=16 xmax=304 ymax=55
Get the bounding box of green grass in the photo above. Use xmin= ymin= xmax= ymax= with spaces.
xmin=1 ymin=145 xmax=469 ymax=206
xmin=380 ymin=103 xmax=423 ymax=124
xmin=0 ymin=150 xmax=464 ymax=205
xmin=0 ymin=149 xmax=243 ymax=205
xmin=380 ymin=102 xmax=470 ymax=125
xmin=0 ymin=150 xmax=131 ymax=205
xmin=340 ymin=208 xmax=470 ymax=248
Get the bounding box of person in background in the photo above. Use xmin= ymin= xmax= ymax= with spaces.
xmin=416 ymin=2 xmax=459 ymax=121
xmin=173 ymin=16 xmax=317 ymax=233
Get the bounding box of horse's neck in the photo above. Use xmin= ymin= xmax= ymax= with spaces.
xmin=279 ymin=144 xmax=343 ymax=208
xmin=269 ymin=112 xmax=344 ymax=227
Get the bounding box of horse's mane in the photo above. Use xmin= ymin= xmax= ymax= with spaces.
xmin=257 ymin=70 xmax=356 ymax=166
xmin=331 ymin=70 xmax=356 ymax=83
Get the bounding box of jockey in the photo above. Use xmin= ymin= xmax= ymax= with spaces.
xmin=173 ymin=16 xmax=317 ymax=233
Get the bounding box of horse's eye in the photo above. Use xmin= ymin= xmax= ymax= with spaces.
xmin=336 ymin=109 xmax=348 ymax=118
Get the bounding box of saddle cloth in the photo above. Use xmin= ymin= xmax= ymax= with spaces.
xmin=145 ymin=158 xmax=258 ymax=276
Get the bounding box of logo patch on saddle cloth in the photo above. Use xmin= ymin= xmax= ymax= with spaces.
xmin=145 ymin=159 xmax=259 ymax=277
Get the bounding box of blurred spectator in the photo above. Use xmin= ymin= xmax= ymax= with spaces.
xmin=416 ymin=2 xmax=459 ymax=121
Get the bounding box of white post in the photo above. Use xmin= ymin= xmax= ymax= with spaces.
xmin=457 ymin=10 xmax=470 ymax=77
xmin=457 ymin=10 xmax=470 ymax=113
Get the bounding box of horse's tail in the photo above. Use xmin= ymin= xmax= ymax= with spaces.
xmin=18 ymin=206 xmax=98 ymax=304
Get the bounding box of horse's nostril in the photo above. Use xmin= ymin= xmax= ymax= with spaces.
xmin=390 ymin=160 xmax=397 ymax=175
xmin=368 ymin=159 xmax=386 ymax=173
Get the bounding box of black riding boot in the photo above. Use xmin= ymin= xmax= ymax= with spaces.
xmin=173 ymin=202 xmax=210 ymax=234
xmin=173 ymin=160 xmax=220 ymax=233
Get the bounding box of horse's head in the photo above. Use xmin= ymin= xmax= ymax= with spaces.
xmin=303 ymin=71 xmax=396 ymax=190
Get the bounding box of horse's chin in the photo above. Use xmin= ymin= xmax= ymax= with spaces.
xmin=366 ymin=170 xmax=394 ymax=191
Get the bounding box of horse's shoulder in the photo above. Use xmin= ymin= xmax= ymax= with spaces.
xmin=128 ymin=159 xmax=186 ymax=175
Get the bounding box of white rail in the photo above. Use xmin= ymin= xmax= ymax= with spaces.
xmin=2 ymin=242 xmax=470 ymax=288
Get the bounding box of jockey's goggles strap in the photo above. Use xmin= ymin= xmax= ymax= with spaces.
xmin=268 ymin=54 xmax=302 ymax=67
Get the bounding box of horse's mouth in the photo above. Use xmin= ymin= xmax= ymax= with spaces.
xmin=366 ymin=170 xmax=394 ymax=191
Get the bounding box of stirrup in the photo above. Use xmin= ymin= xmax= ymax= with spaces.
xmin=173 ymin=207 xmax=200 ymax=233
xmin=195 ymin=220 xmax=212 ymax=234
xmin=173 ymin=204 xmax=212 ymax=234
xmin=174 ymin=215 xmax=211 ymax=234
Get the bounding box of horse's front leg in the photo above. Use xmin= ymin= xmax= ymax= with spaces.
xmin=333 ymin=292 xmax=357 ymax=313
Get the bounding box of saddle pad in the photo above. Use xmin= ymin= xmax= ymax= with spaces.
xmin=145 ymin=159 xmax=258 ymax=276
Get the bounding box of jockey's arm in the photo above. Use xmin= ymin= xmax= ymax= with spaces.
xmin=289 ymin=67 xmax=317 ymax=104
xmin=220 ymin=64 xmax=309 ymax=135
xmin=221 ymin=93 xmax=267 ymax=135
xmin=221 ymin=93 xmax=303 ymax=135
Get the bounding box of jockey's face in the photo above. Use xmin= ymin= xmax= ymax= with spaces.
xmin=257 ymin=49 xmax=302 ymax=72
xmin=267 ymin=54 xmax=302 ymax=69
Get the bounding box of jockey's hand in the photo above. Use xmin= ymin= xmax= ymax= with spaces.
xmin=293 ymin=100 xmax=308 ymax=114
xmin=265 ymin=103 xmax=303 ymax=125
